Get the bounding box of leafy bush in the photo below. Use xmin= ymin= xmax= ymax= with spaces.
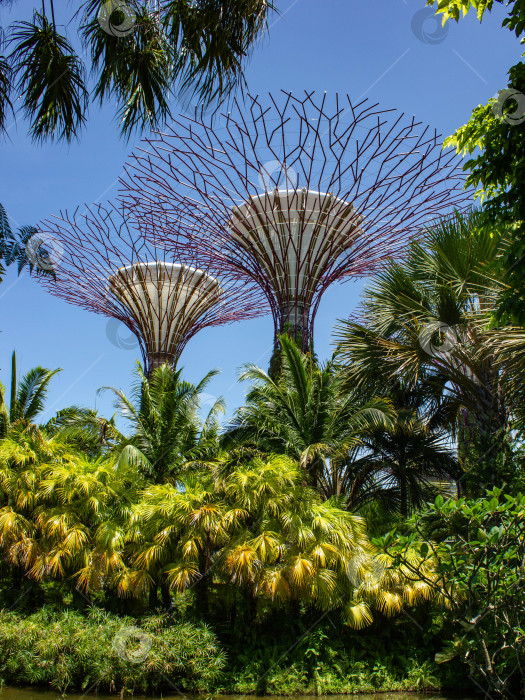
xmin=0 ymin=607 xmax=225 ymax=693
xmin=379 ymin=489 xmax=525 ymax=698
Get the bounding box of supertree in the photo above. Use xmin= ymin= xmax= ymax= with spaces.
xmin=36 ymin=202 xmax=266 ymax=374
xmin=121 ymin=91 xmax=471 ymax=361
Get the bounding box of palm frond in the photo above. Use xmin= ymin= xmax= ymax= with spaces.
xmin=10 ymin=12 xmax=88 ymax=142
xmin=15 ymin=366 xmax=61 ymax=423
xmin=0 ymin=27 xmax=13 ymax=135
xmin=82 ymin=3 xmax=172 ymax=139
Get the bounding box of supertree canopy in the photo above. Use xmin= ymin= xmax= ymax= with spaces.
xmin=36 ymin=203 xmax=266 ymax=374
xmin=122 ymin=90 xmax=471 ymax=354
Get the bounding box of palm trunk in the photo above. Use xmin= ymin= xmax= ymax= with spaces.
xmin=399 ymin=449 xmax=408 ymax=518
xmin=161 ymin=580 xmax=171 ymax=610
xmin=196 ymin=547 xmax=210 ymax=617
xmin=149 ymin=581 xmax=158 ymax=610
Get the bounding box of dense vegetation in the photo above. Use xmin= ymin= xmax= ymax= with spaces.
xmin=0 ymin=2 xmax=524 ymax=697
xmin=0 ymin=211 xmax=523 ymax=697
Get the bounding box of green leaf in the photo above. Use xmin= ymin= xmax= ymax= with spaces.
xmin=10 ymin=12 xmax=88 ymax=142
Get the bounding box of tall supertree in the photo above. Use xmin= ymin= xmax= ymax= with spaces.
xmin=36 ymin=203 xmax=266 ymax=374
xmin=122 ymin=91 xmax=471 ymax=361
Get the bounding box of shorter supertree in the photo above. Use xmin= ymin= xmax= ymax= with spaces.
xmin=36 ymin=203 xmax=266 ymax=374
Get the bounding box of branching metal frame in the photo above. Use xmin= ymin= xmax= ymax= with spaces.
xmin=121 ymin=91 xmax=471 ymax=350
xmin=37 ymin=202 xmax=267 ymax=373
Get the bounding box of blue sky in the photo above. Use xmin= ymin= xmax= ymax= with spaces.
xmin=0 ymin=0 xmax=521 ymax=426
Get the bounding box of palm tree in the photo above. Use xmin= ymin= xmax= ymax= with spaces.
xmin=2 ymin=0 xmax=275 ymax=142
xmin=103 ymin=361 xmax=224 ymax=484
xmin=0 ymin=350 xmax=114 ymax=454
xmin=334 ymin=210 xmax=517 ymax=494
xmin=132 ymin=454 xmax=433 ymax=627
xmin=348 ymin=384 xmax=459 ymax=516
xmin=134 ymin=470 xmax=241 ymax=612
xmin=0 ymin=350 xmax=61 ymax=437
xmin=226 ymin=335 xmax=395 ymax=499
xmin=0 ymin=435 xmax=143 ymax=599
xmin=218 ymin=455 xmax=434 ymax=629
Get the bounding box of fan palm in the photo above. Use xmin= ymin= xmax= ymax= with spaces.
xmin=334 ymin=210 xmax=516 ymax=493
xmin=0 ymin=433 xmax=142 ymax=596
xmin=219 ymin=456 xmax=435 ymax=628
xmin=348 ymin=384 xmax=459 ymax=516
xmin=227 ymin=335 xmax=395 ymax=499
xmin=132 ymin=454 xmax=434 ymax=627
xmin=133 ymin=470 xmax=242 ymax=612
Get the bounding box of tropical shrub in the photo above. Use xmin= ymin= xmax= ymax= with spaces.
xmin=377 ymin=488 xmax=525 ymax=698
xmin=0 ymin=607 xmax=225 ymax=693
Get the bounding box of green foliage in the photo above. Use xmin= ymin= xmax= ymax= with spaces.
xmin=0 ymin=203 xmax=38 ymax=277
xmin=335 ymin=210 xmax=520 ymax=495
xmin=427 ymin=0 xmax=525 ymax=325
xmin=379 ymin=488 xmax=525 ymax=698
xmin=0 ymin=29 xmax=12 ymax=134
xmin=220 ymin=611 xmax=449 ymax=695
xmin=0 ymin=350 xmax=61 ymax=436
xmin=0 ymin=313 xmax=524 ymax=698
xmin=2 ymin=0 xmax=275 ymax=141
xmin=10 ymin=12 xmax=88 ymax=142
xmin=228 ymin=333 xmax=395 ymax=500
xmin=0 ymin=607 xmax=225 ymax=693
xmin=445 ymin=64 xmax=525 ymax=326
xmin=104 ymin=361 xmax=224 ymax=483
xmin=427 ymin=0 xmax=525 ymax=37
